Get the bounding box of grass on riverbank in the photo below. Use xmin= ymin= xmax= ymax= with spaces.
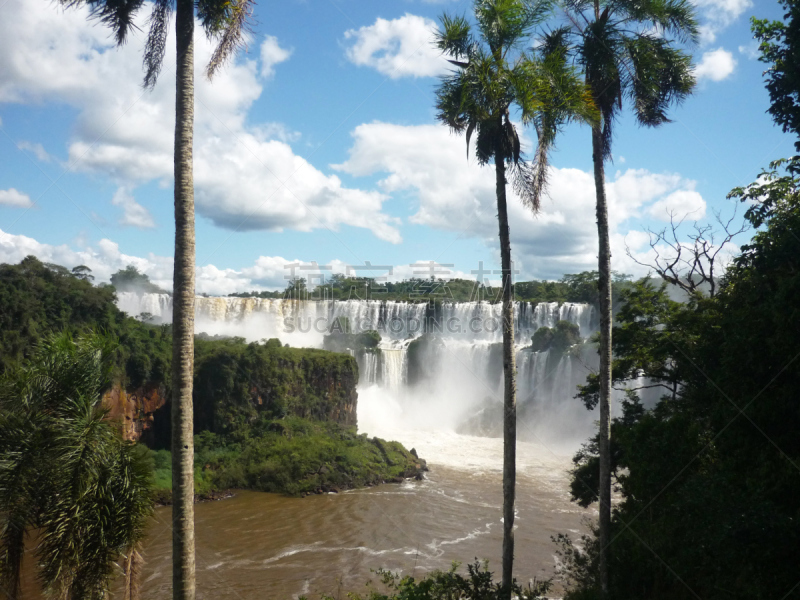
xmin=149 ymin=417 xmax=426 ymax=502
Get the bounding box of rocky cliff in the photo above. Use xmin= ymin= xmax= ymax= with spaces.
xmin=102 ymin=382 xmax=167 ymax=444
xmin=103 ymin=340 xmax=359 ymax=446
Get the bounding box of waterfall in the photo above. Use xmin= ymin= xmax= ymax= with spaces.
xmin=381 ymin=348 xmax=407 ymax=391
xmin=117 ymin=293 xmax=602 ymax=444
xmin=359 ymin=351 xmax=379 ymax=386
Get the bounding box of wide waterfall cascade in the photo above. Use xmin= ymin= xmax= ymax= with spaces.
xmin=117 ymin=293 xmax=602 ymax=447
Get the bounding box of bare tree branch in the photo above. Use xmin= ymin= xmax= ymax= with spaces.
xmin=625 ymin=207 xmax=749 ymax=297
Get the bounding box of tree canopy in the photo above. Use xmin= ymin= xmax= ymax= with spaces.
xmin=560 ymin=157 xmax=800 ymax=600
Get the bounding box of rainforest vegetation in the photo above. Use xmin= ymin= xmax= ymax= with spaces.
xmin=2 ymin=0 xmax=800 ymax=598
xmin=0 ymin=257 xmax=425 ymax=508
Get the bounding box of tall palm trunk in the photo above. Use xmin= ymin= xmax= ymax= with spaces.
xmin=591 ymin=124 xmax=612 ymax=596
xmin=171 ymin=1 xmax=196 ymax=599
xmin=496 ymin=128 xmax=517 ymax=597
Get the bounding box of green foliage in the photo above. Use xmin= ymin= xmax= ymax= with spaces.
xmin=752 ymin=0 xmax=800 ymax=150
xmin=0 ymin=256 xmax=172 ymax=389
xmin=228 ymin=271 xmax=627 ymax=304
xmin=0 ymin=332 xmax=153 ymax=599
xmin=530 ymin=320 xmax=580 ymax=354
xmin=110 ymin=264 xmax=165 ymax=294
xmin=561 ymin=160 xmax=800 ymax=599
xmin=323 ymin=326 xmax=381 ymax=354
xmin=310 ymin=561 xmax=550 ymax=600
xmin=151 ymin=418 xmax=424 ymax=498
xmin=192 ymin=337 xmax=359 ymax=439
xmin=530 ymin=326 xmax=554 ymax=352
xmin=576 ymin=279 xmax=687 ymax=410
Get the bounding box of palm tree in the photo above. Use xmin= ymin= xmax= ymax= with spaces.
xmin=434 ymin=1 xmax=596 ymax=593
xmin=57 ymin=2 xmax=255 ymax=598
xmin=0 ymin=332 xmax=153 ymax=600
xmin=553 ymin=1 xmax=698 ymax=593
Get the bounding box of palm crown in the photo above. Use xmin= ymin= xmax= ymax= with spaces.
xmin=435 ymin=0 xmax=597 ymax=209
xmin=556 ymin=0 xmax=698 ymax=158
xmin=60 ymin=0 xmax=255 ymax=86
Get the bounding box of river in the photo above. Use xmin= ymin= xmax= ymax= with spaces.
xmin=130 ymin=387 xmax=591 ymax=599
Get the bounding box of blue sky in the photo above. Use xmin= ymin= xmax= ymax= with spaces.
xmin=0 ymin=0 xmax=793 ymax=294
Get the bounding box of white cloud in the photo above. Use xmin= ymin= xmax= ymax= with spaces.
xmin=0 ymin=228 xmax=172 ymax=287
xmin=259 ymin=35 xmax=292 ymax=78
xmin=694 ymin=0 xmax=752 ymax=44
xmin=647 ymin=189 xmax=707 ymax=220
xmin=0 ymin=0 xmax=399 ymax=243
xmin=111 ymin=187 xmax=155 ymax=228
xmin=694 ymin=0 xmax=752 ymax=23
xmin=0 ymin=188 xmax=33 ymax=208
xmin=17 ymin=140 xmax=52 ymax=162
xmin=0 ymin=224 xmax=495 ymax=297
xmin=0 ymin=226 xmax=381 ymax=296
xmin=343 ymin=14 xmax=448 ymax=79
xmin=694 ymin=47 xmax=737 ymax=82
xmin=335 ymin=122 xmax=705 ymax=279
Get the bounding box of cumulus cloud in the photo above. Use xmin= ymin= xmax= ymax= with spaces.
xmin=343 ymin=14 xmax=448 ymax=78
xmin=0 ymin=0 xmax=399 ymax=243
xmin=0 ymin=227 xmax=171 ymax=288
xmin=259 ymin=35 xmax=292 ymax=78
xmin=111 ymin=187 xmax=155 ymax=228
xmin=647 ymin=189 xmax=706 ymax=221
xmin=0 ymin=226 xmax=428 ymax=296
xmin=335 ymin=122 xmax=706 ymax=279
xmin=0 ymin=188 xmax=33 ymax=208
xmin=0 ymin=226 xmax=301 ymax=295
xmin=694 ymin=47 xmax=736 ymax=82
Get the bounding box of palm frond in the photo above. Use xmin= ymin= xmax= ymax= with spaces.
xmin=475 ymin=0 xmax=554 ymax=56
xmin=476 ymin=121 xmax=498 ymax=165
xmin=59 ymin=0 xmax=146 ymax=44
xmin=143 ymin=0 xmax=172 ymax=89
xmin=0 ymin=333 xmax=152 ymax=598
xmin=538 ymin=25 xmax=572 ymax=61
xmin=203 ymin=0 xmax=257 ymax=79
xmin=511 ymin=158 xmax=545 ymax=212
xmin=612 ymin=0 xmax=699 ymax=44
xmin=435 ymin=13 xmax=474 ymax=59
xmin=625 ymin=34 xmax=695 ymax=126
xmin=466 ymin=120 xmax=478 ymax=158
xmin=504 ymin=117 xmax=522 ymax=163
xmin=0 ymin=511 xmax=26 ymax=600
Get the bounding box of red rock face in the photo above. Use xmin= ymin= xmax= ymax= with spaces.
xmin=102 ymin=382 xmax=167 ymax=442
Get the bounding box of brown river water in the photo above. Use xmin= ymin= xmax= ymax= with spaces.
xmin=22 ymin=389 xmax=593 ymax=599
xmin=133 ymin=423 xmax=591 ymax=599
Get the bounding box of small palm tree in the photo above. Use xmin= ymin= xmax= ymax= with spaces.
xmin=434 ymin=1 xmax=596 ymax=594
xmin=0 ymin=332 xmax=153 ymax=600
xmin=552 ymin=0 xmax=698 ymax=593
xmin=57 ymin=2 xmax=257 ymax=597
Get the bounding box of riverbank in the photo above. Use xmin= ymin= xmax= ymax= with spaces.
xmin=149 ymin=417 xmax=428 ymax=503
